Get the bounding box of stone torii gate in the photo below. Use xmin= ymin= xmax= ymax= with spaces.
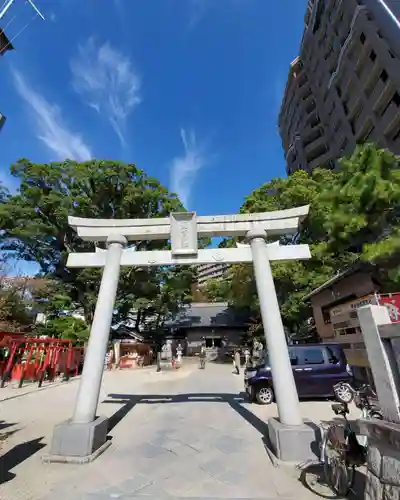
xmin=46 ymin=207 xmax=317 ymax=463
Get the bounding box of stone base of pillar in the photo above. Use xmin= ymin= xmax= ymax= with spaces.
xmin=43 ymin=416 xmax=111 ymax=464
xmin=358 ymin=418 xmax=400 ymax=500
xmin=267 ymin=417 xmax=321 ymax=463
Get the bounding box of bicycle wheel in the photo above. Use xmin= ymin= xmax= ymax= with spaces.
xmin=322 ymin=425 xmax=356 ymax=497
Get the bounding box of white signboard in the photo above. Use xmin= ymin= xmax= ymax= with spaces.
xmin=330 ymin=295 xmax=377 ymax=318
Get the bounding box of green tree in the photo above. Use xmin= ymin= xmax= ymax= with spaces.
xmin=208 ymin=143 xmax=400 ymax=333
xmin=0 ymin=160 xmax=195 ymax=328
xmin=204 ymin=278 xmax=232 ymax=303
xmin=34 ymin=316 xmax=89 ymax=345
xmin=0 ymin=286 xmax=33 ymax=332
xmin=322 ymin=144 xmax=400 ymax=288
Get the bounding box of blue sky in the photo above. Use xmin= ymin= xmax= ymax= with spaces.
xmin=0 ymin=0 xmax=307 ymax=273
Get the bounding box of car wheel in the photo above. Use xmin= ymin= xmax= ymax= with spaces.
xmin=334 ymin=382 xmax=354 ymax=404
xmin=255 ymin=384 xmax=274 ymax=405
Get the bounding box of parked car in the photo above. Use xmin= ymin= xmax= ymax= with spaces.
xmin=244 ymin=343 xmax=353 ymax=405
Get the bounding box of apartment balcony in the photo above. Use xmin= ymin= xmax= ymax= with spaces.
xmin=370 ymin=79 xmax=392 ymax=115
xmin=380 ymin=100 xmax=400 ymax=136
xmin=347 ymin=92 xmax=361 ymax=117
xmin=304 ymin=133 xmax=328 ymax=159
xmin=303 ymin=123 xmax=324 ymax=144
xmin=354 ymin=44 xmax=370 ymax=78
xmin=298 ymin=83 xmax=313 ymax=101
xmin=304 ymin=108 xmax=320 ymax=128
xmin=308 ymin=149 xmax=333 ymax=170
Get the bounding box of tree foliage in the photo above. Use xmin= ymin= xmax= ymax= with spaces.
xmin=0 ymin=160 xmax=195 ymax=331
xmin=205 ymin=143 xmax=400 ymax=333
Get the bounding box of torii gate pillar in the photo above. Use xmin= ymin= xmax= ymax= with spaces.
xmin=44 ymin=207 xmax=320 ymax=464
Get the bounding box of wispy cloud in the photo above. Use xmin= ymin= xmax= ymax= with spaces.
xmin=70 ymin=38 xmax=141 ymax=146
xmin=170 ymin=129 xmax=208 ymax=208
xmin=12 ymin=69 xmax=92 ymax=161
xmin=188 ymin=0 xmax=254 ymax=29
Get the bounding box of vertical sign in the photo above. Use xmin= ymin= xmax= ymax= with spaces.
xmin=378 ymin=293 xmax=400 ymax=323
xmin=170 ymin=212 xmax=198 ymax=256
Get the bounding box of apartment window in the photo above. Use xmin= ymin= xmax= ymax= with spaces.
xmin=392 ymin=127 xmax=400 ymax=143
xmin=381 ymin=92 xmax=400 ymax=116
xmin=306 ymin=101 xmax=316 ymax=114
xmin=380 ymin=70 xmax=388 ymax=83
xmin=360 ymin=32 xmax=366 ymax=44
xmin=369 ymin=50 xmax=376 ymax=62
xmin=322 ymin=308 xmax=331 ymax=324
xmin=327 ymin=160 xmax=336 ymax=170
xmin=358 ymin=123 xmax=374 ymax=143
xmin=313 ymin=0 xmax=324 ymax=33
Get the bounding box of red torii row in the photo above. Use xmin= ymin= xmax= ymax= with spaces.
xmin=0 ymin=334 xmax=83 ymax=388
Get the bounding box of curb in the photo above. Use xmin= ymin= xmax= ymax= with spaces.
xmin=0 ymin=376 xmax=81 ymax=403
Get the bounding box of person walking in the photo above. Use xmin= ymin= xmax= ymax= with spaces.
xmin=244 ymin=347 xmax=250 ymax=366
xmin=234 ymin=349 xmax=241 ymax=375
xmin=199 ymin=345 xmax=206 ymax=369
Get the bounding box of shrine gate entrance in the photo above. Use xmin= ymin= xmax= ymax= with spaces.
xmin=46 ymin=207 xmax=317 ymax=463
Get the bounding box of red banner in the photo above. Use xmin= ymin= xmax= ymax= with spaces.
xmin=377 ymin=293 xmax=400 ymax=323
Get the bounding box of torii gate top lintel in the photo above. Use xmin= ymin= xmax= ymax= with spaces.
xmin=66 ymin=205 xmax=311 ymax=268
xmin=68 ymin=205 xmax=310 ymax=242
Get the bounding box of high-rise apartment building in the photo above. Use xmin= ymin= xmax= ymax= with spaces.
xmin=279 ymin=0 xmax=400 ymax=175
xmin=197 ymin=263 xmax=229 ymax=287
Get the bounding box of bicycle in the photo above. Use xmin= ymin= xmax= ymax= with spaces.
xmin=320 ymin=383 xmax=383 ymax=496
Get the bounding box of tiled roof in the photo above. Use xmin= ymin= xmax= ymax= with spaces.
xmin=166 ymin=302 xmax=249 ymax=328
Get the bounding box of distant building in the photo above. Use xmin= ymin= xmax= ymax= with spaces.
xmin=165 ymin=302 xmax=249 ymax=356
xmin=197 ymin=263 xmax=229 ymax=287
xmin=304 ymin=265 xmax=383 ymax=384
xmin=279 ymin=0 xmax=400 ymax=175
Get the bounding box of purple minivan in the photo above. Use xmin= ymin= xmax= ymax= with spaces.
xmin=244 ymin=343 xmax=353 ymax=405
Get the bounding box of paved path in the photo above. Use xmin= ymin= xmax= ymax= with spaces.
xmin=0 ymin=363 xmax=327 ymax=500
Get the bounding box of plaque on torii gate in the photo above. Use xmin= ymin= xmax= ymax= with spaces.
xmin=45 ymin=206 xmax=316 ymax=464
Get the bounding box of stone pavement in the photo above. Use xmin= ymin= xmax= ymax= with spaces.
xmin=0 ymin=363 xmax=328 ymax=500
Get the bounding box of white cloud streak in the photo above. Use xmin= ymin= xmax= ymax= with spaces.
xmin=12 ymin=69 xmax=92 ymax=161
xmin=70 ymin=38 xmax=141 ymax=146
xmin=170 ymin=129 xmax=208 ymax=208
xmin=188 ymin=0 xmax=254 ymax=28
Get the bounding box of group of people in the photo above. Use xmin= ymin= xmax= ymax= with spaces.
xmin=198 ymin=344 xmax=258 ymax=374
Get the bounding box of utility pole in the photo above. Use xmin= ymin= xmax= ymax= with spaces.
xmin=0 ymin=0 xmax=45 ymax=20
xmin=0 ymin=0 xmax=45 ymax=131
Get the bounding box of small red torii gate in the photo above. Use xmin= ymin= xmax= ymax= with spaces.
xmin=0 ymin=335 xmax=83 ymax=388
